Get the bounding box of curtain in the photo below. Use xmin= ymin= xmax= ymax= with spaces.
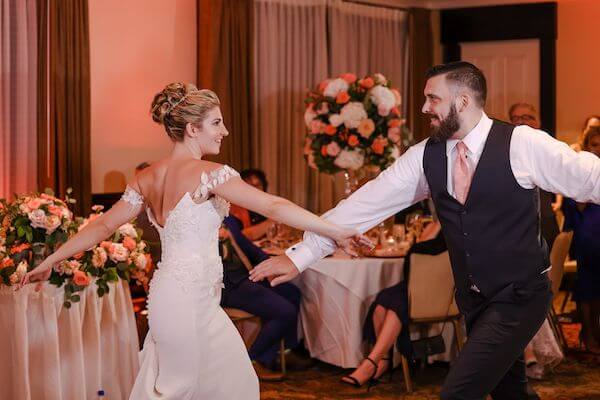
xmin=253 ymin=0 xmax=408 ymax=212
xmin=408 ymin=8 xmax=434 ymax=143
xmin=0 ymin=0 xmax=38 ymax=200
xmin=253 ymin=0 xmax=330 ymax=211
xmin=37 ymin=0 xmax=91 ymax=215
xmin=198 ymin=0 xmax=254 ymax=171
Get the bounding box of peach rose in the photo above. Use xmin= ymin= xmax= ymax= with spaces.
xmin=391 ymin=107 xmax=400 ymax=116
xmin=9 ymin=273 xmax=19 ymax=285
xmin=92 ymin=247 xmax=108 ymax=268
xmin=73 ymin=252 xmax=84 ymax=260
xmin=340 ymin=73 xmax=357 ymax=83
xmin=45 ymin=215 xmax=62 ymax=233
xmin=324 ymin=125 xmax=337 ymax=136
xmin=26 ymin=199 xmax=44 ymax=210
xmin=357 ymin=119 xmax=375 ymax=138
xmin=321 ymin=145 xmax=329 ymax=157
xmin=40 ymin=193 xmax=58 ymax=201
xmin=318 ymin=79 xmax=330 ymax=94
xmin=310 ymin=119 xmax=325 ymax=134
xmin=123 ymin=236 xmax=137 ymax=251
xmin=55 ymin=259 xmax=80 ymax=275
xmin=100 ymin=241 xmax=112 ymax=250
xmin=388 ymin=119 xmax=403 ymax=128
xmin=303 ymin=137 xmax=313 ymax=155
xmin=10 ymin=243 xmax=31 ymax=254
xmin=387 ymin=127 xmax=401 ymax=144
xmin=47 ymin=205 xmax=63 ymax=217
xmin=73 ymin=270 xmax=91 ymax=287
xmin=1 ymin=257 xmax=15 ymax=268
xmin=326 ymin=142 xmax=341 ymax=157
xmin=336 ymin=91 xmax=350 ymax=104
xmin=348 ymin=135 xmax=360 ymax=147
xmin=307 ymin=153 xmax=318 ymax=170
xmin=359 ymin=77 xmax=374 ymax=89
xmin=371 ymin=137 xmax=388 ymax=155
xmin=377 ymin=104 xmax=391 ymax=117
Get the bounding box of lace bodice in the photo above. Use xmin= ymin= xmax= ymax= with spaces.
xmin=121 ymin=165 xmax=240 ymax=295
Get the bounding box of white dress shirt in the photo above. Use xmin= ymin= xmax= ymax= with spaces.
xmin=287 ymin=112 xmax=600 ymax=272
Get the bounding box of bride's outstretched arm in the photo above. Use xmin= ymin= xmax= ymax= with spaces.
xmin=19 ymin=186 xmax=145 ymax=287
xmin=212 ymin=178 xmax=368 ymax=246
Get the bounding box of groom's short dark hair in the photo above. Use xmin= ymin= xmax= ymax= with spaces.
xmin=426 ymin=61 xmax=487 ymax=107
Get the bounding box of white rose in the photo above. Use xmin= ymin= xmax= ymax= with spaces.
xmin=28 ymin=209 xmax=47 ymax=229
xmin=134 ymin=253 xmax=147 ymax=270
xmin=304 ymin=107 xmax=317 ymax=128
xmin=55 ymin=259 xmax=80 ymax=275
xmin=118 ymin=223 xmax=138 ymax=239
xmin=340 ymin=102 xmax=368 ymax=129
xmin=45 ymin=215 xmax=62 ymax=234
xmin=137 ymin=241 xmax=147 ymax=251
xmin=373 ymin=73 xmax=388 ymax=85
xmin=334 ymin=149 xmax=365 ymax=171
xmin=109 ymin=243 xmax=129 ymax=262
xmin=16 ymin=261 xmax=28 ymax=280
xmin=369 ymin=86 xmax=396 ymax=116
xmin=329 ymin=114 xmax=344 ymax=127
xmin=323 ymin=78 xmax=349 ymax=98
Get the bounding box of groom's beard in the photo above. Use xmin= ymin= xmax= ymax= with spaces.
xmin=429 ymin=105 xmax=460 ymax=143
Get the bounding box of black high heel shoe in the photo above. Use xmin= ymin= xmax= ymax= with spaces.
xmin=341 ymin=357 xmax=379 ymax=391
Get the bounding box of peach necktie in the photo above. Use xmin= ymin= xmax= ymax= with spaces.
xmin=453 ymin=141 xmax=473 ymax=204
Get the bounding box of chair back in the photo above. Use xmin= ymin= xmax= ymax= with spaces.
xmin=408 ymin=251 xmax=459 ymax=320
xmin=548 ymin=231 xmax=573 ymax=295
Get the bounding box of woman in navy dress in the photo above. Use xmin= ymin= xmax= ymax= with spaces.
xmin=563 ymin=126 xmax=600 ymax=354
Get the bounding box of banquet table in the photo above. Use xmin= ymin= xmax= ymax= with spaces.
xmin=0 ymin=280 xmax=139 ymax=400
xmin=295 ymin=253 xmax=459 ymax=368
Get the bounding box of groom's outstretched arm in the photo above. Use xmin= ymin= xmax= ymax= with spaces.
xmin=249 ymin=140 xmax=430 ymax=286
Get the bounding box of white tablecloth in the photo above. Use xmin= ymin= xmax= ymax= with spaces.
xmin=0 ymin=280 xmax=139 ymax=400
xmin=296 ymin=254 xmax=459 ymax=368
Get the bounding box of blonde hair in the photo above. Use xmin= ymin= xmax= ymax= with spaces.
xmin=150 ymin=83 xmax=220 ymax=141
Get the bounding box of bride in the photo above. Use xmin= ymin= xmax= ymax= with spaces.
xmin=20 ymin=83 xmax=369 ymax=399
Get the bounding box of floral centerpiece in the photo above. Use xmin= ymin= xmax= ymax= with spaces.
xmin=303 ymin=72 xmax=411 ymax=176
xmin=0 ymin=190 xmax=151 ymax=308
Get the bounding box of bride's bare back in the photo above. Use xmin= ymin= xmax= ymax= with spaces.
xmin=135 ymin=158 xmax=223 ymax=228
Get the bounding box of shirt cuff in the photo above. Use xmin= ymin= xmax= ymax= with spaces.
xmin=285 ymin=242 xmax=318 ymax=273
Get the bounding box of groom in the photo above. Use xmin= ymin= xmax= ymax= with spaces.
xmin=250 ymin=61 xmax=600 ymax=398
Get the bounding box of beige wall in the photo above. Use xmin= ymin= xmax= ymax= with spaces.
xmin=89 ymin=0 xmax=197 ymax=193
xmin=556 ymin=0 xmax=600 ymax=143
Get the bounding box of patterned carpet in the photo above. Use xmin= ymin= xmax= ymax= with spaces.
xmin=261 ymin=297 xmax=600 ymax=400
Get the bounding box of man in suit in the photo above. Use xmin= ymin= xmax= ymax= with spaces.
xmin=250 ymin=62 xmax=600 ymax=398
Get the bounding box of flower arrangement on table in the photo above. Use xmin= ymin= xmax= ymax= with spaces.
xmin=303 ymin=72 xmax=411 ymax=176
xmin=0 ymin=190 xmax=151 ymax=308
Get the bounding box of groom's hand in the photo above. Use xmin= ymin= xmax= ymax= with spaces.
xmin=249 ymin=254 xmax=299 ymax=287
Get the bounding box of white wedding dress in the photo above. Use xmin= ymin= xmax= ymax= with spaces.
xmin=125 ymin=165 xmax=259 ymax=399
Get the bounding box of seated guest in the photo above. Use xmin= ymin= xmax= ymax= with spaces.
xmin=229 ymin=168 xmax=276 ymax=240
xmin=563 ymin=126 xmax=600 ymax=354
xmin=219 ymin=216 xmax=312 ymax=381
xmin=342 ymin=221 xmax=446 ymax=389
xmin=509 ymin=103 xmax=564 ymax=379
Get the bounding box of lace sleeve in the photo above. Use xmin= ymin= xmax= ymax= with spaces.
xmin=121 ymin=186 xmax=145 ymax=208
xmin=193 ymin=165 xmax=240 ymax=200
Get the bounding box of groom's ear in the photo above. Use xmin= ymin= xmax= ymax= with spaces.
xmin=456 ymin=93 xmax=470 ymax=113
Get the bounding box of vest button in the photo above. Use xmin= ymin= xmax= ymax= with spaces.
xmin=463 ymin=232 xmax=468 ymax=236
xmin=466 ymin=252 xmax=471 ymax=257
xmin=461 ymin=210 xmax=467 ymax=215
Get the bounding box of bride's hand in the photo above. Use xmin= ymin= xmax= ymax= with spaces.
xmin=334 ymin=227 xmax=374 ymax=257
xmin=18 ymin=259 xmax=56 ymax=290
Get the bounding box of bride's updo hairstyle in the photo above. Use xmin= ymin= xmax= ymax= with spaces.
xmin=150 ymin=82 xmax=220 ymax=142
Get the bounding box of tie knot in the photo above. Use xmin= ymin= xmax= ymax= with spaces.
xmin=456 ymin=141 xmax=468 ymax=156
